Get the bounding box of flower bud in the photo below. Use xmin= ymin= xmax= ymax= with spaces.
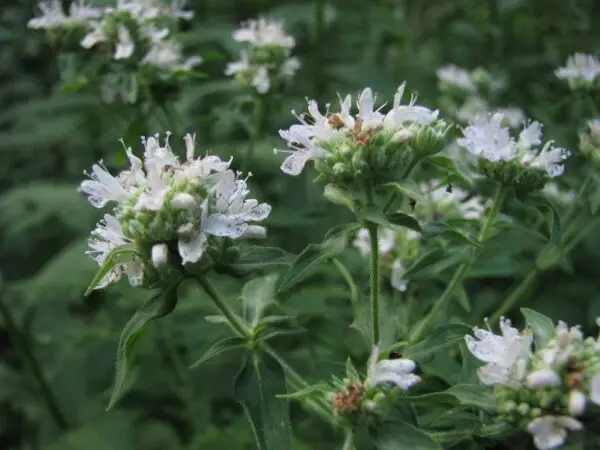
xmin=241 ymin=225 xmax=267 ymax=239
xmin=151 ymin=243 xmax=169 ymax=267
xmin=392 ymin=129 xmax=413 ymax=143
xmin=526 ymin=369 xmax=561 ymax=388
xmin=172 ymin=193 xmax=197 ymax=210
xmin=568 ymin=390 xmax=587 ymax=416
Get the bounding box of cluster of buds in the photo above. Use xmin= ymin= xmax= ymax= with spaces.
xmin=225 ymin=17 xmax=300 ymax=94
xmin=579 ymin=119 xmax=600 ymax=167
xmin=275 ymin=83 xmax=449 ymax=187
xmin=353 ymin=181 xmax=484 ymax=292
xmin=466 ymin=317 xmax=600 ymax=449
xmin=329 ymin=346 xmax=420 ymax=423
xmin=436 ymin=64 xmax=524 ymax=128
xmin=28 ymin=0 xmax=201 ymax=103
xmin=555 ymin=53 xmax=600 ymax=90
xmin=457 ymin=113 xmax=570 ymax=195
xmin=80 ymin=132 xmax=271 ymax=290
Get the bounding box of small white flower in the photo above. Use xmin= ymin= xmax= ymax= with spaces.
xmin=456 ymin=96 xmax=489 ymax=123
xmin=526 ymin=369 xmax=562 ymax=388
xmin=497 ymin=107 xmax=525 ymax=128
xmin=352 ymin=228 xmax=396 ymax=257
xmin=437 ymin=64 xmax=477 ymax=92
xmin=465 ymin=317 xmax=533 ymax=386
xmin=365 ymin=346 xmax=420 ymax=390
xmin=172 ymin=193 xmax=197 ymax=210
xmin=526 ymin=416 xmax=582 ymax=450
xmin=86 ymin=214 xmax=143 ymax=290
xmin=568 ymin=390 xmax=587 ymax=416
xmin=251 ymin=65 xmax=270 ymax=94
xmin=390 ymin=259 xmax=408 ymax=292
xmin=543 ymin=183 xmax=575 ymax=203
xmin=556 ymin=53 xmax=600 ymax=85
xmin=233 ymin=17 xmax=295 ymax=48
xmin=114 ymin=25 xmax=134 ymax=59
xmin=280 ymin=57 xmax=301 ymax=78
xmin=151 ymin=243 xmax=169 ymax=267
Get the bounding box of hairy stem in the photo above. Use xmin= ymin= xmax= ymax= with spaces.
xmin=367 ymin=224 xmax=381 ymax=346
xmin=411 ymin=184 xmax=507 ymax=341
xmin=0 ymin=296 xmax=69 ymax=431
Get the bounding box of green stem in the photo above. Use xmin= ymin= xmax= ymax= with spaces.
xmin=489 ymin=270 xmax=539 ymax=324
xmin=411 ymin=184 xmax=507 ymax=341
xmin=0 ymin=296 xmax=69 ymax=431
xmin=196 ymin=276 xmax=334 ymax=422
xmin=368 ymin=224 xmax=380 ymax=346
xmin=247 ymin=95 xmax=266 ymax=167
xmin=342 ymin=429 xmax=355 ymax=450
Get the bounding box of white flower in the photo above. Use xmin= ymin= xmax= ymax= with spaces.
xmin=114 ymin=25 xmax=135 ymax=59
xmin=275 ymin=83 xmax=439 ymax=176
xmin=497 ymin=107 xmax=525 ymax=128
xmin=458 ymin=113 xmax=570 ymax=177
xmin=365 ymin=346 xmax=420 ymax=390
xmin=543 ymin=183 xmax=575 ymax=203
xmin=465 ymin=317 xmax=533 ymax=386
xmin=390 ymin=259 xmax=408 ymax=292
xmin=86 ymin=214 xmax=143 ymax=290
xmin=437 ymin=65 xmax=476 ymax=92
xmin=233 ymin=17 xmax=295 ymax=48
xmin=280 ymin=57 xmax=301 ymax=77
xmin=252 ymin=65 xmax=270 ymax=94
xmin=352 ymin=228 xmax=396 ymax=257
xmin=28 ymin=0 xmax=101 ymax=29
xmin=556 ymin=53 xmax=600 ymax=84
xmin=526 ymin=416 xmax=582 ymax=450
xmin=568 ymin=390 xmax=587 ymax=416
xmin=538 ymin=321 xmax=584 ymax=367
xmin=526 ymin=369 xmax=562 ymax=388
xmin=456 ymin=96 xmax=489 ymax=123
xmin=151 ymin=243 xmax=169 ymax=267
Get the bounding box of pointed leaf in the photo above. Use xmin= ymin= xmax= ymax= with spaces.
xmin=521 ymin=308 xmax=555 ymax=349
xmin=234 ymin=351 xmax=292 ymax=450
xmin=372 ymin=421 xmax=442 ymax=450
xmin=358 ymin=205 xmax=422 ymax=233
xmin=446 ymin=384 xmax=496 ymax=413
xmin=405 ymin=323 xmax=472 ymax=362
xmin=422 ymin=221 xmax=481 ymax=247
xmin=107 ymin=281 xmax=180 ymax=410
xmin=226 ymin=246 xmax=295 ymax=274
xmin=189 ymin=336 xmax=245 ymax=369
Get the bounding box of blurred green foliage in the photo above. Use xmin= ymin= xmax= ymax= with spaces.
xmin=1 ymin=0 xmax=600 ymax=448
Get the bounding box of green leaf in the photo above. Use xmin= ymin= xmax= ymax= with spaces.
xmin=234 ymin=351 xmax=292 ymax=450
xmin=189 ymin=336 xmax=245 ymax=369
xmin=405 ymin=323 xmax=472 ymax=361
xmin=589 ymin=173 xmax=600 ymax=214
xmin=226 ymin=246 xmax=295 ymax=274
xmin=107 ymin=281 xmax=180 ymax=410
xmin=421 ymin=221 xmax=481 ymax=247
xmin=521 ymin=308 xmax=555 ymax=349
xmin=446 ymin=384 xmax=496 ymax=412
xmin=358 ymin=204 xmax=422 ymax=233
xmin=277 ymin=232 xmax=348 ymax=293
xmin=372 ymin=421 xmax=442 ymax=450
xmin=241 ymin=274 xmax=279 ymax=326
xmin=523 ymin=193 xmax=564 ymax=260
xmin=426 ymin=155 xmax=472 ymax=185
xmin=84 ymin=244 xmax=137 ymax=296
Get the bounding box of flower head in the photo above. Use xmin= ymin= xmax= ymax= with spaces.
xmin=233 ymin=17 xmax=295 ymax=48
xmin=458 ymin=113 xmax=570 ymax=193
xmin=555 ymin=53 xmax=600 ymax=89
xmin=526 ymin=416 xmax=582 ymax=450
xmin=81 ymin=132 xmax=271 ymax=290
xmin=465 ymin=317 xmax=533 ymax=386
xmin=275 ymin=83 xmax=447 ymax=184
xmin=437 ymin=64 xmax=477 ymax=93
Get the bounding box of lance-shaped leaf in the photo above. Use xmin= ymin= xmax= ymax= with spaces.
xmin=521 ymin=308 xmax=555 ymax=349
xmin=84 ymin=244 xmax=138 ymax=295
xmin=241 ymin=274 xmax=279 ymax=327
xmin=106 ymin=280 xmax=180 ymax=410
xmin=225 ymin=246 xmax=295 ymax=275
xmin=234 ymin=350 xmax=292 ymax=450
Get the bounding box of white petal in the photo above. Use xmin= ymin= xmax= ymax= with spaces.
xmin=202 ymin=213 xmax=248 ymax=238
xmin=178 ymin=232 xmax=207 ymax=264
xmin=151 ymin=243 xmax=169 ymax=267
xmin=527 ymin=369 xmax=562 ymax=388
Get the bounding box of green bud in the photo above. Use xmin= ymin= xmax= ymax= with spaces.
xmin=517 ymin=403 xmax=530 ymax=416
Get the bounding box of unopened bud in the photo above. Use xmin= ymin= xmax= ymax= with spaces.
xmin=151 ymin=243 xmax=169 ymax=267
xmin=172 ymin=193 xmax=197 ymax=210
xmin=392 ymin=129 xmax=413 ymax=142
xmin=527 ymin=369 xmax=561 ymax=388
xmin=362 ymin=400 xmax=377 ymax=411
xmin=568 ymin=390 xmax=587 ymax=416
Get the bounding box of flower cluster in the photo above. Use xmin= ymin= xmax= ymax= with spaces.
xmin=28 ymin=0 xmax=201 ymax=102
xmin=437 ymin=64 xmax=524 ymax=128
xmin=81 ymin=132 xmax=270 ymax=290
xmin=353 ymin=181 xmax=484 ymax=292
xmin=225 ymin=17 xmax=300 ymax=94
xmin=330 ymin=346 xmax=420 ymax=421
xmin=466 ymin=317 xmax=600 ymax=449
xmin=275 ymin=83 xmax=449 ymax=186
xmin=555 ymin=53 xmax=600 ymax=90
xmin=458 ymin=113 xmax=570 ymax=194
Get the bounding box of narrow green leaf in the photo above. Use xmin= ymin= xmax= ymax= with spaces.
xmin=358 ymin=205 xmax=422 ymax=233
xmin=276 ymin=384 xmax=328 ymax=400
xmin=227 ymin=246 xmax=295 ymax=274
xmin=386 ymin=212 xmax=422 ymax=233
xmin=422 ymin=221 xmax=481 ymax=247
xmin=189 ymin=336 xmax=244 ymax=369
xmin=446 ymin=384 xmax=496 ymax=412
xmin=426 ymin=155 xmax=472 ymax=185
xmin=241 ymin=274 xmax=279 ymax=326
xmin=589 ymin=173 xmax=600 ymax=214
xmin=405 ymin=323 xmax=472 ymax=361
xmin=107 ymin=281 xmax=180 ymax=410
xmin=234 ymin=351 xmax=292 ymax=450
xmin=277 ymin=232 xmax=348 ymax=293
xmin=84 ymin=244 xmax=137 ymax=296
xmin=372 ymin=421 xmax=442 ymax=450
xmin=393 ymin=392 xmax=458 ymax=405
xmin=403 ymin=248 xmax=470 ymax=280
xmin=521 ymin=308 xmax=555 ymax=349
